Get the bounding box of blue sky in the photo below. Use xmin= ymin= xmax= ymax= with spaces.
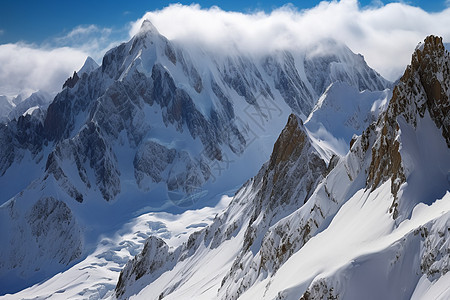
xmin=0 ymin=0 xmax=448 ymax=44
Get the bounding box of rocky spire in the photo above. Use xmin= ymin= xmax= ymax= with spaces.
xmin=62 ymin=71 xmax=79 ymax=89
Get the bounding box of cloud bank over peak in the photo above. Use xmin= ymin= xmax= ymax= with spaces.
xmin=1 ymin=0 xmax=450 ymax=97
xmin=131 ymin=1 xmax=450 ymax=81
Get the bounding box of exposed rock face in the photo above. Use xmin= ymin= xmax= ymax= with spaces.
xmin=0 ymin=123 xmax=15 ymax=175
xmin=44 ymin=121 xmax=121 ymax=202
xmin=263 ymin=51 xmax=313 ymax=115
xmin=366 ymin=35 xmax=450 ymax=219
xmin=27 ymin=197 xmax=82 ymax=264
xmin=417 ymin=214 xmax=450 ymax=280
xmin=0 ymin=111 xmax=46 ymax=176
xmin=62 ymin=71 xmax=80 ymax=89
xmin=405 ymin=36 xmax=449 ymax=145
xmin=134 ymin=140 xmax=210 ymax=193
xmin=254 ymin=114 xmax=327 ymax=216
xmin=299 ymin=279 xmax=338 ymax=300
xmin=218 ymin=115 xmax=328 ymax=299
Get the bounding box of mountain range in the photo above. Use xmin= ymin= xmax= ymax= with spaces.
xmin=0 ymin=20 xmax=448 ymax=300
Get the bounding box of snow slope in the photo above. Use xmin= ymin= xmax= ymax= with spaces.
xmin=241 ymin=187 xmax=450 ymax=300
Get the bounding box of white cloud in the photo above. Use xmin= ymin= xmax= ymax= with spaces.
xmin=0 ymin=43 xmax=87 ymax=97
xmin=130 ymin=1 xmax=450 ymax=81
xmin=0 ymin=24 xmax=126 ymax=97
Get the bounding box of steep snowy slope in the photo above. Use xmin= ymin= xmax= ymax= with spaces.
xmin=113 ymin=35 xmax=449 ymax=300
xmin=305 ymin=81 xmax=391 ymax=159
xmin=0 ymin=18 xmax=391 ymax=295
xmin=78 ymin=56 xmax=99 ymax=76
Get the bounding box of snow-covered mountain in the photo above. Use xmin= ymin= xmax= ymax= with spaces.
xmin=111 ymin=36 xmax=450 ymax=300
xmin=0 ymin=91 xmax=53 ymax=123
xmin=0 ymin=19 xmax=404 ymax=298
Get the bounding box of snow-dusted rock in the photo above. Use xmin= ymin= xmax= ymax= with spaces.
xmin=0 ymin=196 xmax=82 ymax=293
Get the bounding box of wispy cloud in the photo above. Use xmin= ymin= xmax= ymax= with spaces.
xmin=0 ymin=29 xmax=4 ymax=36
xmin=130 ymin=1 xmax=450 ymax=81
xmin=52 ymin=24 xmax=123 ymax=62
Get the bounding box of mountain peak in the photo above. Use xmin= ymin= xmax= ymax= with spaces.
xmin=393 ymin=34 xmax=449 ymax=146
xmin=138 ymin=19 xmax=160 ymax=36
xmin=78 ymin=56 xmax=99 ymax=76
xmin=414 ymin=35 xmax=445 ymax=57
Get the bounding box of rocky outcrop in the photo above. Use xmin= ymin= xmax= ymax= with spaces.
xmin=0 ymin=111 xmax=46 ymax=176
xmin=366 ymin=35 xmax=450 ymax=219
xmin=115 ymin=236 xmax=178 ymax=299
xmin=263 ymin=51 xmax=314 ymax=117
xmin=417 ymin=214 xmax=450 ymax=280
xmin=134 ymin=140 xmax=210 ymax=194
xmin=402 ymin=36 xmax=449 ymax=146
xmin=44 ymin=121 xmax=121 ymax=202
xmin=62 ymin=71 xmax=80 ymax=89
xmin=0 ymin=124 xmax=15 ymax=175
